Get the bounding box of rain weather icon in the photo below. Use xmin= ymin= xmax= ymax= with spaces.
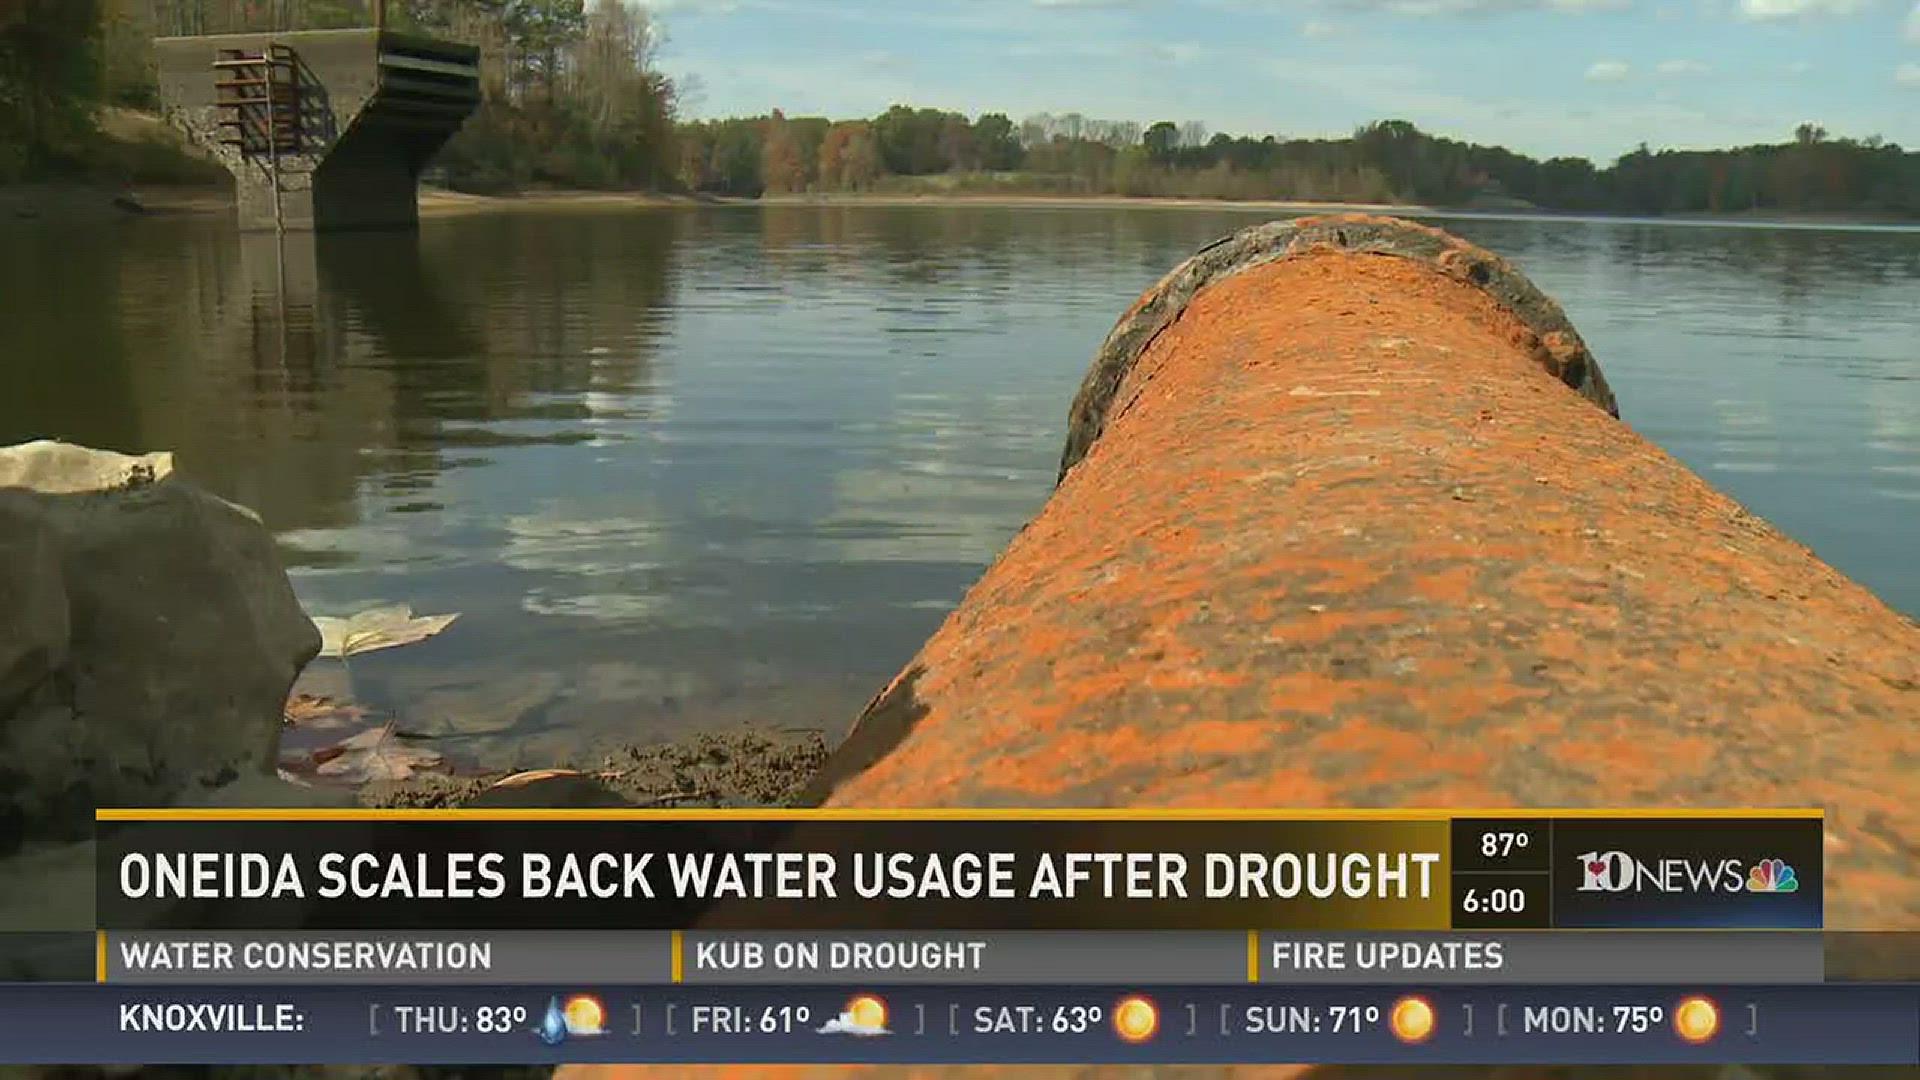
xmin=816 ymin=994 xmax=891 ymax=1037
xmin=536 ymin=994 xmax=609 ymax=1046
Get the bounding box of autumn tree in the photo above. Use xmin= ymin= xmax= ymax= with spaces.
xmin=761 ymin=109 xmax=807 ymax=193
xmin=817 ymin=120 xmax=882 ymax=190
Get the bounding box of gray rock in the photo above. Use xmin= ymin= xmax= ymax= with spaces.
xmin=0 ymin=440 xmax=321 ymax=856
xmin=0 ymin=439 xmax=172 ymax=493
xmin=0 ymin=840 xmax=98 ymax=934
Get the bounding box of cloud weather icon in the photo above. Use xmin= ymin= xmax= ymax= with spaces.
xmin=816 ymin=995 xmax=890 ymax=1037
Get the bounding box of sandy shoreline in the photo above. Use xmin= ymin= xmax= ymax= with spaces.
xmin=420 ymin=189 xmax=1438 ymax=216
xmin=414 ymin=187 xmax=704 ymax=215
xmin=749 ymin=191 xmax=1439 ymax=214
xmin=428 ymin=190 xmax=1920 ymax=224
xmin=5 ymin=181 xmax=1912 ymax=226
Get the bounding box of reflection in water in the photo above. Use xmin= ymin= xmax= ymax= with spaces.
xmin=1459 ymin=215 xmax=1920 ymax=622
xmin=3 ymin=206 xmax=1916 ymax=766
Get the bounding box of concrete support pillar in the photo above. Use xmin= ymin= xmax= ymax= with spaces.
xmin=558 ymin=216 xmax=1919 ymax=1080
xmin=154 ymin=29 xmax=478 ymax=232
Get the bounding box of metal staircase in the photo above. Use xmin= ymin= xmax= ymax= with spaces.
xmin=212 ymin=44 xmax=316 ymax=231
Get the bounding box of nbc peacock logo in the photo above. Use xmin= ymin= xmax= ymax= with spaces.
xmin=1746 ymin=858 xmax=1799 ymax=893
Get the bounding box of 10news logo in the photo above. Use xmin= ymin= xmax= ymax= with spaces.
xmin=1575 ymin=851 xmax=1799 ymax=894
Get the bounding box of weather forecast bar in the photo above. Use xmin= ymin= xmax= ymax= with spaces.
xmin=1 ymin=983 xmax=1915 ymax=1065
xmin=93 ymin=809 xmax=1824 ymax=932
xmin=98 ymin=930 xmax=1826 ymax=986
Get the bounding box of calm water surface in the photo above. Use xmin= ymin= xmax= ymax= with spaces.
xmin=5 ymin=206 xmax=1917 ymax=766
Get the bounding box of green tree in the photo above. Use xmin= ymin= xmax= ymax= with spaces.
xmin=971 ymin=112 xmax=1020 ymax=170
xmin=703 ymin=117 xmax=764 ymax=195
xmin=427 ymin=0 xmax=678 ymax=191
xmin=938 ymin=112 xmax=977 ymax=171
xmin=1142 ymin=121 xmax=1179 ymax=164
xmin=1112 ymin=145 xmax=1153 ymax=195
xmin=566 ymin=0 xmax=674 ymax=183
xmin=0 ymin=0 xmax=104 ymax=179
xmin=508 ymin=0 xmax=588 ymax=103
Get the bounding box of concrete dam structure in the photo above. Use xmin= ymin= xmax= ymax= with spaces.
xmin=154 ymin=28 xmax=478 ymax=231
xmin=560 ymin=215 xmax=1919 ymax=1080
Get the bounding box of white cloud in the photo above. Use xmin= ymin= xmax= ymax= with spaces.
xmin=816 ymin=1013 xmax=887 ymax=1037
xmin=1656 ymin=59 xmax=1712 ymax=74
xmin=1898 ymin=61 xmax=1920 ymax=86
xmin=1302 ymin=17 xmax=1344 ymax=34
xmin=1906 ymin=1 xmax=1920 ymax=40
xmin=1585 ymin=59 xmax=1632 ymax=80
xmin=1032 ymin=0 xmax=1133 ymax=6
xmin=1151 ymin=41 xmax=1206 ymax=62
xmin=1783 ymin=59 xmax=1816 ymax=74
xmin=1736 ymin=0 xmax=1871 ymax=20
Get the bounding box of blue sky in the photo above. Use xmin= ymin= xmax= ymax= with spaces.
xmin=636 ymin=0 xmax=1920 ymax=163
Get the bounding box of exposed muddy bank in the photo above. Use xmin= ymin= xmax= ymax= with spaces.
xmin=358 ymin=727 xmax=831 ymax=810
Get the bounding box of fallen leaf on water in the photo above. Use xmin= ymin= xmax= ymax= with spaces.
xmin=283 ymin=693 xmax=368 ymax=726
xmin=279 ymin=694 xmax=384 ymax=767
xmin=312 ymin=722 xmax=445 ymax=785
xmin=310 ymin=605 xmax=460 ymax=660
xmin=488 ymin=768 xmax=593 ymax=790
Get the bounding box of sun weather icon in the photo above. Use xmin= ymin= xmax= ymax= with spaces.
xmin=1746 ymin=859 xmax=1798 ymax=893
xmin=816 ymin=994 xmax=890 ymax=1037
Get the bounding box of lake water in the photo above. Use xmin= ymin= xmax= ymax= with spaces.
xmin=5 ymin=204 xmax=1917 ymax=768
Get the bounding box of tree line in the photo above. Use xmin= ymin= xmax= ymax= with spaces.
xmin=685 ymin=109 xmax=1920 ymax=216
xmin=4 ymin=0 xmax=1916 ymax=216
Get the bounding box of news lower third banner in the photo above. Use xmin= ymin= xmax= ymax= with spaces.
xmin=94 ymin=930 xmax=1831 ymax=986
xmin=92 ymin=810 xmax=1823 ymax=932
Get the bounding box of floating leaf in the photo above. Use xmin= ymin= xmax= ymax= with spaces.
xmin=312 ymin=722 xmax=445 ymax=785
xmin=278 ymin=694 xmax=383 ymax=768
xmin=283 ymin=692 xmax=368 ymax=726
xmin=311 ymin=605 xmax=460 ymax=659
xmin=488 ymin=768 xmax=593 ymax=790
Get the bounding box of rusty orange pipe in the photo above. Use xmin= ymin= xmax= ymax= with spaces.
xmin=559 ymin=216 xmax=1919 ymax=1080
